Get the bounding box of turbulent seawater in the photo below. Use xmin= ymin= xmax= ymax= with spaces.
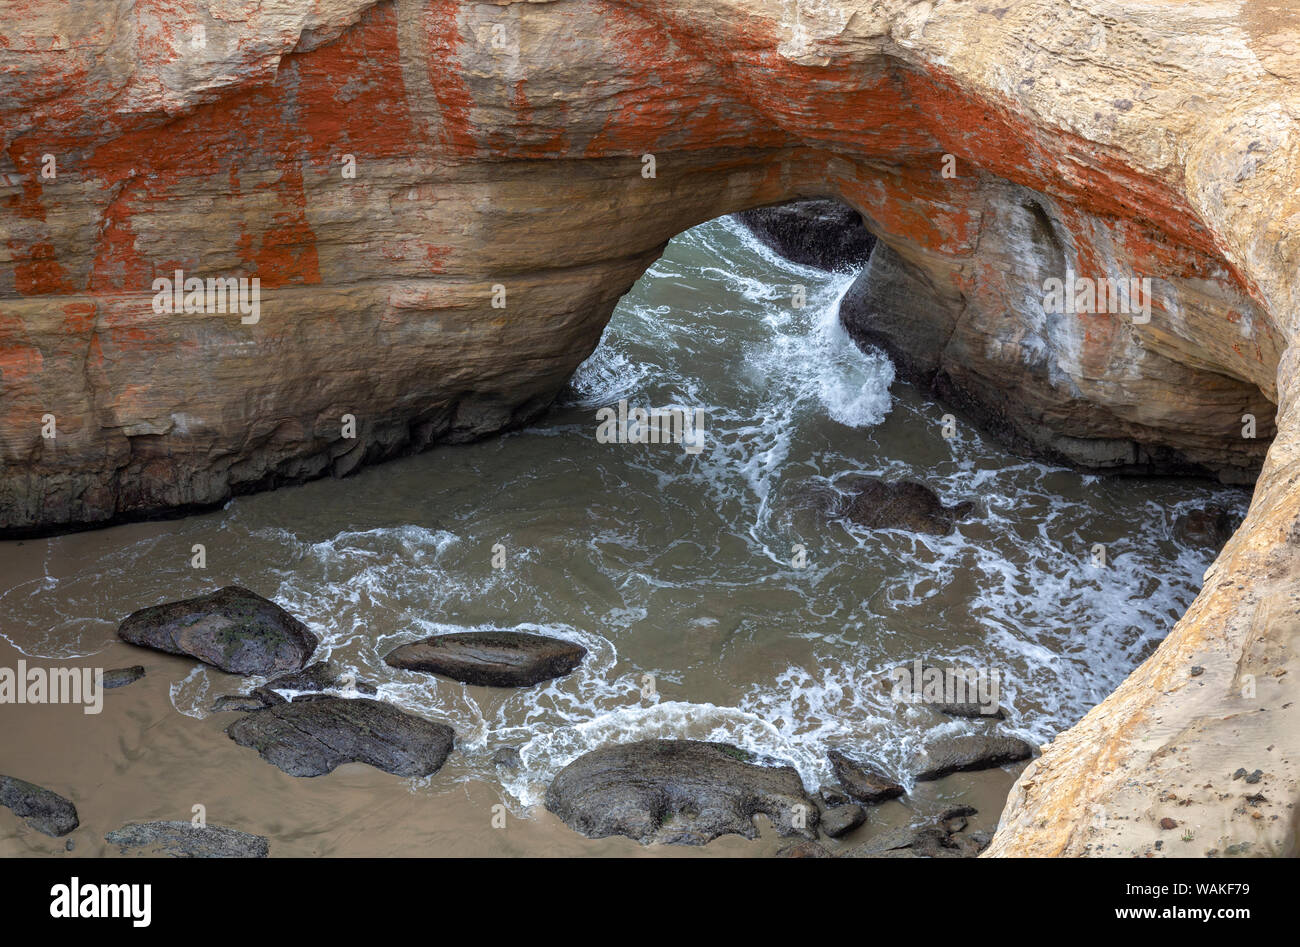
xmin=0 ymin=216 xmax=1248 ymax=824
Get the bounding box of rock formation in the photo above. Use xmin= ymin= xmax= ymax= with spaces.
xmin=117 ymin=586 xmax=318 ymax=675
xmin=0 ymin=775 xmax=79 ymax=837
xmin=912 ymin=734 xmax=1036 ymax=782
xmin=225 ymin=696 xmax=455 ymax=777
xmin=545 ymin=739 xmax=818 ymax=845
xmin=4 ymin=0 xmax=1300 ymax=856
xmin=736 ymin=199 xmax=876 ymax=271
xmin=104 ymin=821 xmax=269 ymax=857
xmin=826 ymin=749 xmax=905 ymax=805
xmin=384 ymin=630 xmax=587 ymax=686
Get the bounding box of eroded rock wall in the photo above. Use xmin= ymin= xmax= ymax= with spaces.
xmin=839 ymin=179 xmax=1276 ymax=479
xmin=3 ymin=0 xmax=1287 ymax=532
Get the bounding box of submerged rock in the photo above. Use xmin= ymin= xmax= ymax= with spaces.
xmin=117 ymin=586 xmax=317 ymax=676
xmin=102 ymin=665 xmax=145 ymax=689
xmin=384 ymin=631 xmax=586 ymax=687
xmin=492 ymin=746 xmax=523 ymax=770
xmin=734 ymin=199 xmax=876 ymax=271
xmin=545 ymin=739 xmax=818 ymax=845
xmin=225 ymin=696 xmax=454 ymax=777
xmin=0 ymin=775 xmax=78 ymax=837
xmin=838 ymin=476 xmax=975 ymax=536
xmin=934 ymin=698 xmax=1007 ymax=720
xmin=780 ymin=476 xmax=974 ymax=538
xmin=250 ymin=661 xmax=378 ymax=705
xmin=211 ymin=694 xmax=267 ymax=713
xmin=826 ymin=750 xmax=905 ymax=805
xmin=777 ymin=479 xmax=846 ymax=537
xmin=105 ymin=821 xmax=268 ymax=858
xmin=1175 ymin=506 xmax=1241 ymax=548
xmin=913 ymin=734 xmax=1035 ymax=781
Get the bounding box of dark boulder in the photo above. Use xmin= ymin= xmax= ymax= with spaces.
xmin=826 ymin=750 xmax=905 ymax=805
xmin=819 ymin=802 xmax=867 ymax=838
xmin=117 ymin=586 xmax=317 ymax=676
xmin=734 ymin=199 xmax=876 ymax=271
xmin=779 ymin=476 xmax=974 ymax=537
xmin=225 ymin=697 xmax=454 ymax=778
xmin=0 ymin=775 xmax=78 ymax=837
xmin=913 ymin=734 xmax=1035 ymax=781
xmin=102 ymin=666 xmax=145 ymax=689
xmin=838 ymin=476 xmax=974 ymax=536
xmin=545 ymin=739 xmax=817 ymax=845
xmin=104 ymin=821 xmax=268 ymax=858
xmin=384 ymin=631 xmax=586 ymax=687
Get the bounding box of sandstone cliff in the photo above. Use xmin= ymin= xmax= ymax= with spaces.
xmin=3 ymin=0 xmax=1299 ymax=856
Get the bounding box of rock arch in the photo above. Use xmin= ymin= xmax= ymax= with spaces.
xmin=2 ymin=0 xmax=1298 ymax=855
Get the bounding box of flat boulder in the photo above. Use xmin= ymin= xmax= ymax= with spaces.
xmin=117 ymin=586 xmax=317 ymax=676
xmin=913 ymin=734 xmax=1035 ymax=781
xmin=225 ymin=696 xmax=454 ymax=778
xmin=827 ymin=750 xmax=905 ymax=804
xmin=384 ymin=631 xmax=586 ymax=687
xmin=105 ymin=821 xmax=268 ymax=858
xmin=0 ymin=775 xmax=78 ymax=837
xmin=545 ymin=739 xmax=817 ymax=845
xmin=838 ymin=477 xmax=974 ymax=536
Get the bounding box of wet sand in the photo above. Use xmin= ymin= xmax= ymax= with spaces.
xmin=0 ymin=634 xmax=1023 ymax=857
